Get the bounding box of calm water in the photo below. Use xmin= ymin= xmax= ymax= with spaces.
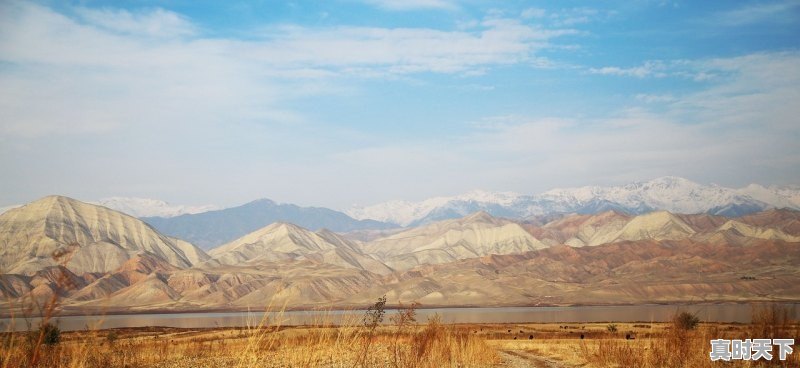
xmin=2 ymin=303 xmax=798 ymax=332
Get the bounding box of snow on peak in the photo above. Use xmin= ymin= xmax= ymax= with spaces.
xmin=96 ymin=197 xmax=217 ymax=218
xmin=453 ymin=189 xmax=520 ymax=205
xmin=736 ymin=184 xmax=800 ymax=209
xmin=347 ymin=177 xmax=800 ymax=226
xmin=346 ymin=189 xmax=520 ymax=226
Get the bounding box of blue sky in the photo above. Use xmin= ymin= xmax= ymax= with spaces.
xmin=0 ymin=0 xmax=799 ymax=209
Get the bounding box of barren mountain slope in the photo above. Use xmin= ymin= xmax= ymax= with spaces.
xmin=539 ymin=211 xmax=630 ymax=247
xmin=2 ymin=204 xmax=800 ymax=314
xmin=344 ymin=238 xmax=800 ymax=307
xmin=0 ymin=196 xmax=209 ymax=275
xmin=736 ymin=208 xmax=800 ymax=236
xmin=363 ymin=211 xmax=547 ymax=270
xmin=209 ymin=222 xmax=392 ymax=275
xmin=718 ymin=220 xmax=800 ymax=242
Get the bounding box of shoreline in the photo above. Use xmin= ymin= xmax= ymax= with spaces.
xmin=2 ymin=299 xmax=797 ymax=319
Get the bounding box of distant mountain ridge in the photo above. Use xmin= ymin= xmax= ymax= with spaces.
xmin=2 ymin=194 xmax=800 ymax=312
xmin=362 ymin=211 xmax=546 ymax=270
xmin=209 ymin=222 xmax=392 ymax=275
xmin=143 ymin=198 xmax=396 ymax=250
xmin=97 ymin=197 xmax=217 ymax=218
xmin=347 ymin=177 xmax=800 ymax=226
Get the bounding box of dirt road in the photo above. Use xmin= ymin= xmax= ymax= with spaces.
xmin=497 ymin=349 xmax=571 ymax=368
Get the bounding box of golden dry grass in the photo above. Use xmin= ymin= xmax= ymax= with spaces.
xmin=2 ymin=295 xmax=798 ymax=368
xmin=0 ymin=314 xmax=499 ymax=368
xmin=486 ymin=307 xmax=799 ymax=368
xmin=3 ymin=315 xmax=799 ymax=368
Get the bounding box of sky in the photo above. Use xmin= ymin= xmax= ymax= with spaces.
xmin=0 ymin=0 xmax=799 ymax=210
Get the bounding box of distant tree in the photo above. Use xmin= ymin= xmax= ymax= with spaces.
xmin=606 ymin=324 xmax=618 ymax=333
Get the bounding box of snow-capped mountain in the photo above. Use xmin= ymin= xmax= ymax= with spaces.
xmin=96 ymin=197 xmax=217 ymax=218
xmin=346 ymin=190 xmax=519 ymax=227
xmin=346 ymin=177 xmax=800 ymax=226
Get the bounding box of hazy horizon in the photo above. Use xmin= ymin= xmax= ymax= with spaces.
xmin=1 ymin=0 xmax=799 ymax=209
xmin=2 ymin=175 xmax=799 ymax=214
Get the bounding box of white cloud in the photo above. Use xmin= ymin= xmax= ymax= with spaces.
xmin=0 ymin=1 xmax=574 ymax=139
xmin=313 ymin=52 xmax=800 ymax=201
xmin=671 ymin=52 xmax=800 ymax=131
xmin=361 ymin=0 xmax=457 ymax=11
xmin=1 ymin=1 xmax=796 ymax=207
xmin=0 ymin=2 xmax=572 ymax=74
xmin=635 ymin=94 xmax=675 ymax=103
xmin=547 ymin=7 xmax=614 ymax=26
xmin=74 ymin=7 xmax=196 ymax=38
xmin=246 ymin=20 xmax=573 ymax=74
xmin=521 ymin=8 xmax=546 ymax=19
xmin=588 ymin=61 xmax=668 ymax=78
xmin=588 ymin=58 xmax=727 ymax=81
xmin=714 ymin=0 xmax=800 ymax=26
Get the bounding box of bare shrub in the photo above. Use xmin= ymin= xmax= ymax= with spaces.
xmin=749 ymin=303 xmax=794 ymax=340
xmin=355 ymin=294 xmax=387 ymax=368
xmin=673 ymin=311 xmax=700 ymax=331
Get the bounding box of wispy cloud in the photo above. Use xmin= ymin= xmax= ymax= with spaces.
xmin=548 ymin=7 xmax=616 ymax=26
xmin=0 ymin=1 xmax=575 ymax=139
xmin=251 ymin=19 xmax=574 ymax=74
xmin=0 ymin=1 xmax=797 ymax=207
xmin=74 ymin=7 xmax=196 ymax=37
xmin=360 ymin=0 xmax=457 ymax=11
xmin=635 ymin=94 xmax=675 ymax=103
xmin=588 ymin=59 xmax=719 ymax=81
xmin=713 ymin=0 xmax=800 ymax=26
xmin=521 ymin=8 xmax=546 ymax=19
xmin=322 ymin=51 xmax=800 ymax=199
xmin=588 ymin=61 xmax=669 ymax=78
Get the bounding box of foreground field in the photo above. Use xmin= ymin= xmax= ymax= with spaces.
xmin=2 ymin=307 xmax=799 ymax=367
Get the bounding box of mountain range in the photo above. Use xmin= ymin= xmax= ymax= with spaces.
xmin=4 ymin=177 xmax=798 ymax=252
xmin=141 ymin=199 xmax=395 ymax=250
xmin=347 ymin=176 xmax=800 ymax=226
xmin=1 ymin=195 xmax=799 ymax=315
xmin=96 ymin=197 xmax=218 ymax=218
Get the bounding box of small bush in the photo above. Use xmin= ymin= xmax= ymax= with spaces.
xmin=106 ymin=330 xmax=118 ymax=345
xmin=606 ymin=324 xmax=618 ymax=333
xmin=363 ymin=295 xmax=387 ymax=329
xmin=29 ymin=322 xmax=61 ymax=346
xmin=390 ymin=301 xmax=419 ymax=327
xmin=673 ymin=311 xmax=700 ymax=331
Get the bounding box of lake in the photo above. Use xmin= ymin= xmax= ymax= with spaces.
xmin=2 ymin=303 xmax=798 ymax=332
